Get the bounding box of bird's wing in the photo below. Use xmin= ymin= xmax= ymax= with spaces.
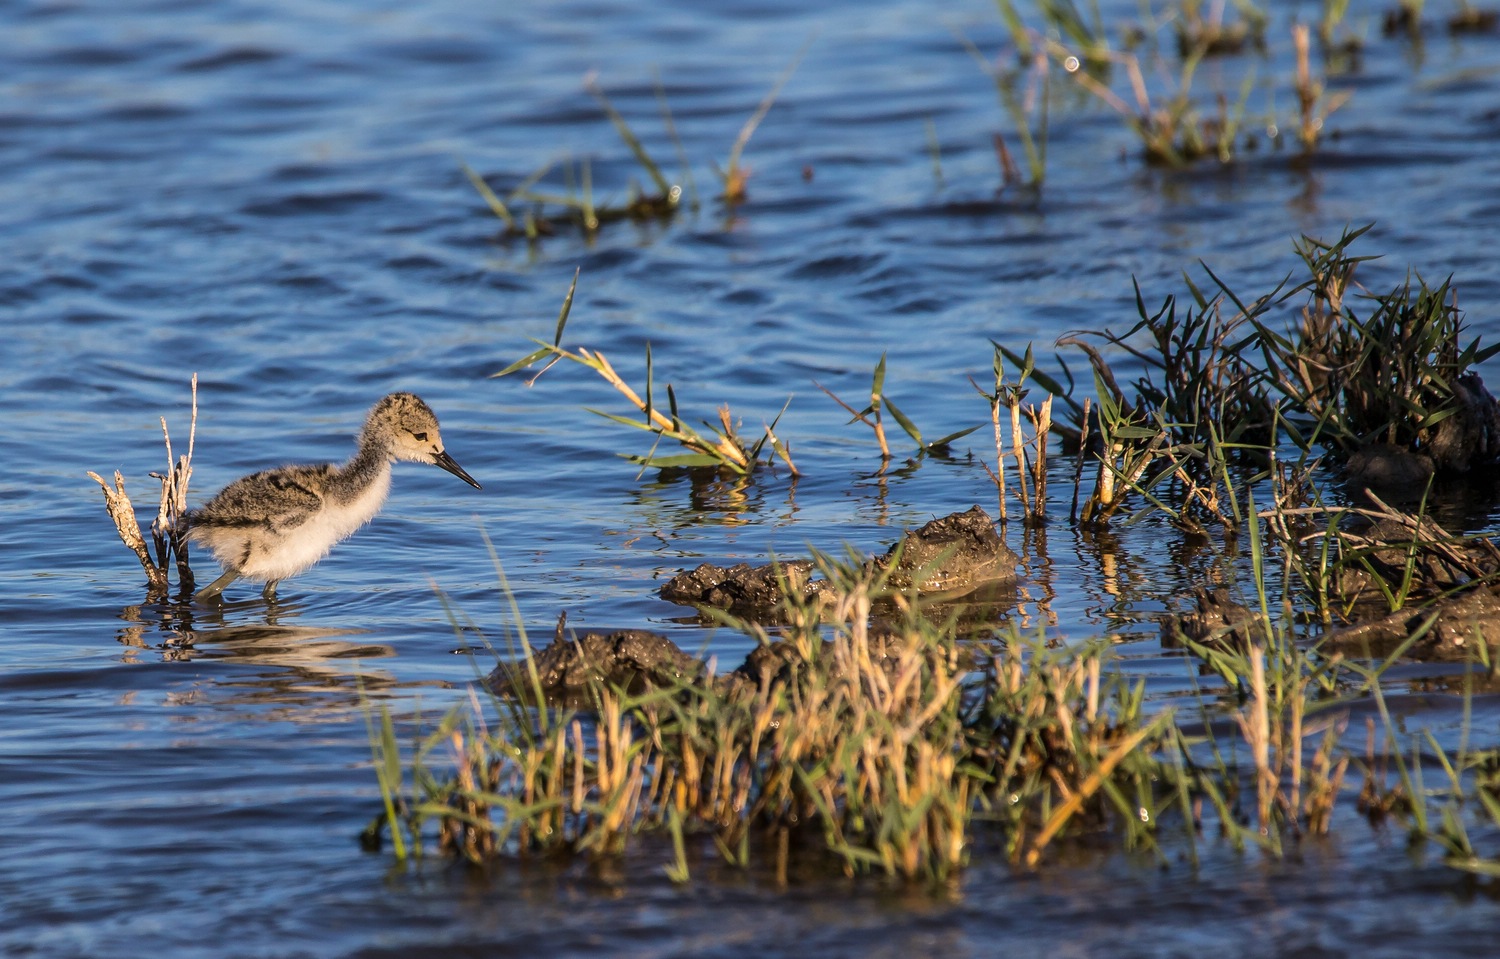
xmin=189 ymin=465 xmax=331 ymax=531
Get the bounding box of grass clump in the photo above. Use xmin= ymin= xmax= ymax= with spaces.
xmin=1173 ymin=0 xmax=1268 ymax=57
xmin=461 ymin=76 xmax=684 ymax=240
xmin=818 ymin=353 xmax=984 ymax=464
xmin=463 ymin=53 xmax=805 ymax=239
xmin=367 ymin=225 xmax=1500 ymax=884
xmin=1255 ymin=227 xmax=1500 ymax=472
xmin=975 ymin=344 xmax=1055 ymax=525
xmin=955 ymin=22 xmax=1053 ymax=192
xmin=364 ymin=535 xmax=1456 ymax=879
xmin=365 ymin=552 xmax=1200 ymax=879
xmin=1010 ymin=226 xmax=1500 ymax=532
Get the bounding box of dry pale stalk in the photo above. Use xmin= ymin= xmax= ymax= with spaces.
xmin=870 ymin=390 xmax=891 ymax=459
xmin=583 ymin=347 xmax=751 ymax=468
xmin=764 ymin=424 xmax=800 ymax=476
xmin=153 ymin=373 xmax=197 ymax=589
xmin=1010 ymin=400 xmax=1030 ymax=513
xmin=1026 ymin=395 xmax=1053 ymax=519
xmin=1294 ymin=25 xmax=1316 ymax=149
xmin=1097 ymin=442 xmax=1119 ymax=508
xmin=1293 ymin=24 xmax=1350 ymax=152
xmin=1234 ymin=641 xmax=1276 ymax=834
xmin=1071 ymin=397 xmax=1092 ymax=521
xmin=1025 ymin=719 xmax=1161 ymax=867
xmin=89 ymin=375 xmax=199 ymax=598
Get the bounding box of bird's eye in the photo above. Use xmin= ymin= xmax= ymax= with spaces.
xmin=412 ymin=431 xmax=428 ymax=442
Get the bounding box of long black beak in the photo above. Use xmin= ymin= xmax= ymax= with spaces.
xmin=433 ymin=449 xmax=482 ymax=489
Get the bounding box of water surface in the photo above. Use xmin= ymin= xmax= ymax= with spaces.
xmin=6 ymin=0 xmax=1500 ymax=955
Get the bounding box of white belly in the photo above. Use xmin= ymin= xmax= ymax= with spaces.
xmin=214 ymin=470 xmax=392 ymax=583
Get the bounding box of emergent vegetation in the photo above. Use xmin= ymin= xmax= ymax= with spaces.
xmin=366 ymin=228 xmax=1500 ymax=884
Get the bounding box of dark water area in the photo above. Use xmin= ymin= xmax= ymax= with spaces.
xmin=7 ymin=0 xmax=1500 ymax=955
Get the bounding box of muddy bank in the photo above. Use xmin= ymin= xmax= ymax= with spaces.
xmin=505 ymin=500 xmax=1500 ymax=703
xmin=1163 ymin=582 xmax=1500 ymax=661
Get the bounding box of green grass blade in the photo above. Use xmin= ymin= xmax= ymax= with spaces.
xmin=459 ymin=159 xmax=516 ymax=229
xmin=883 ymin=394 xmax=923 ymax=446
xmin=587 ymin=76 xmax=672 ymax=196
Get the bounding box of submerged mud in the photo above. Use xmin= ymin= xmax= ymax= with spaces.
xmin=658 ymin=559 xmax=824 ymax=618
xmin=1160 ymin=587 xmax=1258 ymax=650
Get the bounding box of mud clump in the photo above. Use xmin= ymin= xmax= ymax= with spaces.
xmin=488 ymin=629 xmax=704 ymax=699
xmin=1346 ymin=444 xmax=1435 ymax=490
xmin=1320 ymin=505 xmax=1500 ymax=659
xmin=495 ymin=508 xmax=1019 ymax=699
xmin=1426 ymin=372 xmax=1500 ymax=472
xmin=873 ymin=505 xmax=1019 ymax=592
xmin=488 ymin=626 xmax=969 ymax=702
xmin=657 ymin=559 xmax=830 ymax=618
xmin=1322 ymin=588 xmax=1500 ymax=661
xmin=660 ymin=505 xmax=1019 ymax=620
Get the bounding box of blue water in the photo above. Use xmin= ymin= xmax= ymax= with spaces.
xmin=7 ymin=0 xmax=1500 ymax=955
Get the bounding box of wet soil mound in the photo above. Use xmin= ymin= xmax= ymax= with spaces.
xmin=488 ymin=628 xmax=706 ymax=699
xmin=660 ymin=505 xmax=1019 ymax=620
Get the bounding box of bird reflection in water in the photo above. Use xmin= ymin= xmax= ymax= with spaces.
xmin=113 ymin=599 xmax=426 ymax=716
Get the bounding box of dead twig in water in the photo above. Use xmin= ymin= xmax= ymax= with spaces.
xmin=89 ymin=374 xmax=199 ymax=598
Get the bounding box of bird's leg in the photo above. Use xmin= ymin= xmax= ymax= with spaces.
xmin=194 ymin=568 xmax=239 ymax=604
xmin=262 ymin=580 xmax=280 ymax=602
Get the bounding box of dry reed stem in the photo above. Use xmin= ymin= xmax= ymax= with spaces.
xmin=1071 ymin=397 xmax=1091 ymax=522
xmin=1266 ymin=494 xmax=1499 ymax=583
xmin=1097 ymin=442 xmax=1119 ymax=509
xmin=1010 ymin=401 xmax=1030 ymax=513
xmin=1235 ymin=641 xmax=1276 ymax=834
xmin=155 ymin=373 xmax=197 ymax=589
xmin=1288 ymin=681 xmax=1305 ymax=820
xmin=1294 ymin=25 xmax=1316 ymax=149
xmin=870 ymin=391 xmax=891 ymax=459
xmin=722 ymin=40 xmax=810 ymax=201
xmin=1026 ymin=395 xmax=1053 ymax=518
xmin=585 ymin=347 xmax=751 ymax=468
xmin=1293 ymin=24 xmax=1351 ymax=152
xmin=764 ymin=424 xmax=800 ymax=476
xmin=585 ymin=349 xmax=676 ymax=433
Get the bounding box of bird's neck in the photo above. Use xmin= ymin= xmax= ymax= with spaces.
xmin=328 ymin=443 xmax=393 ymax=504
